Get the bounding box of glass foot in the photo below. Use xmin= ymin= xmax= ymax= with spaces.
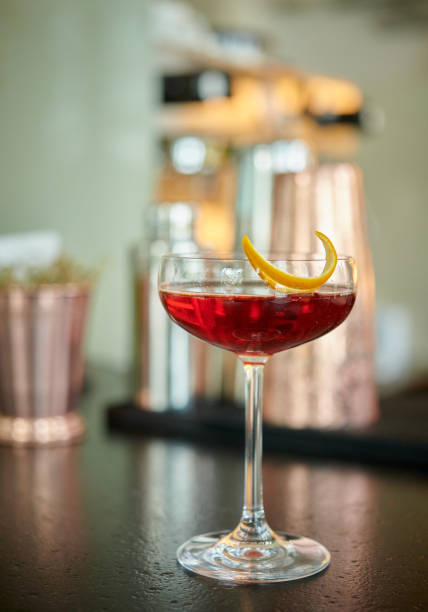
xmin=177 ymin=529 xmax=330 ymax=583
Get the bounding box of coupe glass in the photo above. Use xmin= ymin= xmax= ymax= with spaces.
xmin=159 ymin=251 xmax=357 ymax=583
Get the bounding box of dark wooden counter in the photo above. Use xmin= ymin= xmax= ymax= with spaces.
xmin=0 ymin=369 xmax=427 ymax=611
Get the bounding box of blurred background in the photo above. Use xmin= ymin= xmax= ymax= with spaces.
xmin=1 ymin=0 xmax=428 ymax=398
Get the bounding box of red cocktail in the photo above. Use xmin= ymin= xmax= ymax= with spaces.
xmin=160 ymin=283 xmax=355 ymax=358
xmin=159 ymin=250 xmax=357 ymax=583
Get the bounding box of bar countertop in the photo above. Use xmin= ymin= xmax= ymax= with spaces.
xmin=0 ymin=369 xmax=427 ymax=612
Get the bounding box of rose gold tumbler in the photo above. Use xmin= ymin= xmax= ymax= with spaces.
xmin=264 ymin=164 xmax=377 ymax=428
xmin=0 ymin=285 xmax=90 ymax=446
xmin=234 ymin=145 xmax=377 ymax=429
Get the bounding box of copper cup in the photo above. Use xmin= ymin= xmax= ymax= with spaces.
xmin=0 ymin=285 xmax=91 ymax=446
xmin=234 ymin=147 xmax=378 ymax=429
xmin=263 ymin=164 xmax=377 ymax=428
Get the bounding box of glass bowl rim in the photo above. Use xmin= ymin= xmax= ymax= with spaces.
xmin=160 ymin=251 xmax=355 ymax=264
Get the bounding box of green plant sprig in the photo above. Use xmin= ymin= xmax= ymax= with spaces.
xmin=0 ymin=256 xmax=98 ymax=288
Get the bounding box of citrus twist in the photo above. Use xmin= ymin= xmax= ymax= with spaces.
xmin=242 ymin=231 xmax=338 ymax=292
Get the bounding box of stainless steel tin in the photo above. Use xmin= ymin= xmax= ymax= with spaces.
xmin=0 ymin=285 xmax=90 ymax=445
xmin=233 ymin=145 xmax=378 ymax=428
xmin=135 ymin=202 xmax=223 ymax=411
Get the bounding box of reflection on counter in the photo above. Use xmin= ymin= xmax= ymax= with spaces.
xmin=0 ymin=446 xmax=85 ymax=573
xmin=263 ymin=459 xmax=377 ymax=606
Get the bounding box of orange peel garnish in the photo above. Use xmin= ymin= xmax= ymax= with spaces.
xmin=242 ymin=231 xmax=338 ymax=292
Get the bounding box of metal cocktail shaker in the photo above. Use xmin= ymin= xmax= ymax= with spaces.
xmin=231 ymin=143 xmax=378 ymax=429
xmin=135 ymin=202 xmax=222 ymax=411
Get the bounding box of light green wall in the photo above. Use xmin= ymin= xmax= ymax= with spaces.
xmin=0 ymin=0 xmax=153 ymax=371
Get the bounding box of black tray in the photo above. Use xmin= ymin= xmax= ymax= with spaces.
xmin=107 ymin=390 xmax=428 ymax=469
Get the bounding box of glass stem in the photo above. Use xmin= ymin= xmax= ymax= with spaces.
xmin=237 ymin=359 xmax=272 ymax=541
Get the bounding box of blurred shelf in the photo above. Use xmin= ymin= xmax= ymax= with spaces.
xmin=158 ymin=40 xmax=300 ymax=79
